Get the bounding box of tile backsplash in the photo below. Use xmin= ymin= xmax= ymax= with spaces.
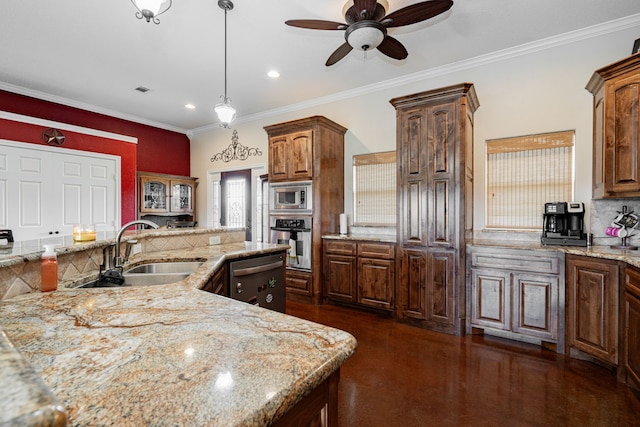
xmin=590 ymin=198 xmax=640 ymax=247
xmin=0 ymin=229 xmax=245 ymax=300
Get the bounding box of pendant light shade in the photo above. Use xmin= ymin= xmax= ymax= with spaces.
xmin=214 ymin=100 xmax=237 ymax=128
xmin=131 ymin=0 xmax=172 ymax=24
xmin=215 ymin=0 xmax=236 ymax=128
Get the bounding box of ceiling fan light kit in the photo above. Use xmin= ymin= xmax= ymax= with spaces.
xmin=286 ymin=0 xmax=454 ymax=66
xmin=346 ymin=21 xmax=387 ymax=51
xmin=130 ymin=0 xmax=172 ymax=24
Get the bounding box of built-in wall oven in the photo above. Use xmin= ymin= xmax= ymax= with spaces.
xmin=269 ymin=216 xmax=312 ymax=271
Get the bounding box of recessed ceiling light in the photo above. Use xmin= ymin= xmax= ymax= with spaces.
xmin=185 ymin=103 xmax=196 ymax=109
xmin=267 ymin=70 xmax=280 ymax=79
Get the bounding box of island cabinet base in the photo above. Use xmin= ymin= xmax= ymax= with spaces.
xmin=273 ymin=369 xmax=340 ymax=427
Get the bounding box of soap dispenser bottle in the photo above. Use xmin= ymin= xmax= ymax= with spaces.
xmin=41 ymin=244 xmax=58 ymax=292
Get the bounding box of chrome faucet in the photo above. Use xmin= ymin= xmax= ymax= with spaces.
xmin=99 ymin=220 xmax=159 ymax=285
xmin=113 ymin=220 xmax=159 ymax=269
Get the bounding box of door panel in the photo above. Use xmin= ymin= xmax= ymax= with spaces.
xmin=0 ymin=142 xmax=118 ymax=240
xmin=427 ymin=250 xmax=454 ymax=324
xmin=19 ymin=180 xmax=43 ymax=228
xmin=471 ymin=268 xmax=510 ymax=330
xmin=512 ymin=273 xmax=558 ymax=340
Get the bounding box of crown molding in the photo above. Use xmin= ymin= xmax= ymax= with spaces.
xmin=2 ymin=12 xmax=638 ymax=138
xmin=0 ymin=81 xmax=188 ymax=135
xmin=0 ymin=110 xmax=138 ymax=143
xmin=191 ymin=13 xmax=640 ymax=136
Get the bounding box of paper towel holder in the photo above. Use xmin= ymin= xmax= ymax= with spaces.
xmin=339 ymin=213 xmax=348 ymax=235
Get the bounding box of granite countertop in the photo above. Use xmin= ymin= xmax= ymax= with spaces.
xmin=468 ymin=238 xmax=640 ymax=269
xmin=0 ymin=242 xmax=358 ymax=426
xmin=322 ymin=233 xmax=397 ymax=243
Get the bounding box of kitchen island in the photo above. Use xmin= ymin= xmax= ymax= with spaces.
xmin=0 ymin=240 xmax=357 ymax=426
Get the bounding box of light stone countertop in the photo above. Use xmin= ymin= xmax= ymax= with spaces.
xmin=0 ymin=242 xmax=358 ymax=426
xmin=468 ymin=239 xmax=640 ymax=269
xmin=322 ymin=233 xmax=397 ymax=243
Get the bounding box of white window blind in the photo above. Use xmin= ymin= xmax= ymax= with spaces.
xmin=353 ymin=151 xmax=396 ymax=226
xmin=486 ymin=131 xmax=574 ymax=230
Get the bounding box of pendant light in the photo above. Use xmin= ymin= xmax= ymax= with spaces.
xmin=215 ymin=0 xmax=237 ymax=128
xmin=130 ymin=0 xmax=172 ymax=24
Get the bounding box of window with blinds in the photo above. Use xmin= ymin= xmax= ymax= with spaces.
xmin=353 ymin=151 xmax=396 ymax=226
xmin=486 ymin=130 xmax=574 ymax=230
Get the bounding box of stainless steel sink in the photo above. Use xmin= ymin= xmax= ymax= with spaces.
xmin=77 ymin=261 xmax=204 ymax=288
xmin=124 ymin=261 xmax=203 ymax=274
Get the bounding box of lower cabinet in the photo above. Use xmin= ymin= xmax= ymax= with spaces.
xmin=396 ymin=248 xmax=459 ymax=334
xmin=323 ymin=239 xmax=395 ymax=311
xmin=468 ymin=246 xmax=565 ymax=353
xmin=565 ymin=254 xmax=619 ymax=365
xmin=623 ymin=265 xmax=640 ymax=390
xmin=285 ymin=269 xmax=313 ymax=301
xmin=202 ymin=264 xmax=228 ymax=296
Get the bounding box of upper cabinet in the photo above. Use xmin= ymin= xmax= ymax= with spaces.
xmin=264 ymin=116 xmax=347 ymax=183
xmin=268 ymin=130 xmax=313 ymax=182
xmin=587 ymin=53 xmax=640 ymax=198
xmin=138 ymin=172 xmax=197 ymax=224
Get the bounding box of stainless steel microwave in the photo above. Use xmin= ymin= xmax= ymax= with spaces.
xmin=269 ymin=181 xmax=312 ymax=212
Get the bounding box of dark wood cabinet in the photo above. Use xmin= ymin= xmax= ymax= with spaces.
xmin=268 ymin=130 xmax=313 ymax=182
xmin=587 ymin=54 xmax=640 ymax=198
xmin=202 ymin=264 xmax=228 ymax=296
xmin=566 ymin=254 xmax=620 ymax=365
xmin=324 ymin=241 xmax=357 ymax=303
xmin=323 ymin=239 xmax=395 ymax=311
xmin=391 ymin=83 xmax=479 ymax=335
xmin=265 ymin=116 xmax=347 ymax=304
xmin=623 ymin=265 xmax=640 ymax=390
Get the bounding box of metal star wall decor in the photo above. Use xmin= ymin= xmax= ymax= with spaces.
xmin=210 ymin=129 xmax=262 ymax=162
xmin=42 ymin=128 xmax=65 ymax=146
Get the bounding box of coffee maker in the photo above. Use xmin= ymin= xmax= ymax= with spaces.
xmin=541 ymin=201 xmax=587 ymax=246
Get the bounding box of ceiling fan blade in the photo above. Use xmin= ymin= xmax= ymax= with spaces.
xmin=285 ymin=19 xmax=347 ymax=30
xmin=326 ymin=42 xmax=354 ymax=66
xmin=377 ymin=36 xmax=408 ymax=60
xmin=353 ymin=0 xmax=379 ymax=20
xmin=382 ymin=0 xmax=453 ymax=28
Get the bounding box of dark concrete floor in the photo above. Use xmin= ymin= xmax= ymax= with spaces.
xmin=286 ymin=301 xmax=640 ymax=427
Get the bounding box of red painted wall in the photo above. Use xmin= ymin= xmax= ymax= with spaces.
xmin=0 ymin=90 xmax=191 ymax=224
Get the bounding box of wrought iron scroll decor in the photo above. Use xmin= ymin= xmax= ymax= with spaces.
xmin=210 ymin=129 xmax=262 ymax=162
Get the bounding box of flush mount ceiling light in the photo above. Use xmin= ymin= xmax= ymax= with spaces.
xmin=130 ymin=0 xmax=172 ymax=24
xmin=214 ymin=0 xmax=237 ymax=128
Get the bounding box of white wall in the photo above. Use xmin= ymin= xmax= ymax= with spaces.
xmin=190 ymin=20 xmax=640 ymax=240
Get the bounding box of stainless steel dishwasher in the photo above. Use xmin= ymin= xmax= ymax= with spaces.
xmin=228 ymin=252 xmax=286 ymax=313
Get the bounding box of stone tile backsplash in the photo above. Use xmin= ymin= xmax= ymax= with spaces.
xmin=0 ymin=230 xmax=245 ymax=300
xmin=590 ymin=198 xmax=640 ymax=246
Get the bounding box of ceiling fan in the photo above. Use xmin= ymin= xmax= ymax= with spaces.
xmin=285 ymin=0 xmax=454 ymax=66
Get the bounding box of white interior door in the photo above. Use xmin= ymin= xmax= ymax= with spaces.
xmin=0 ymin=141 xmax=120 ymax=241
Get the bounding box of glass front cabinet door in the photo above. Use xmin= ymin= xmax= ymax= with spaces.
xmin=138 ymin=173 xmax=197 ymax=216
xmin=141 ymin=176 xmax=169 ymax=213
xmin=171 ymin=180 xmax=194 ymax=213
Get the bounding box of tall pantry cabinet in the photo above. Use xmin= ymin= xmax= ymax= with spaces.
xmin=264 ymin=116 xmax=346 ymax=305
xmin=390 ymin=83 xmax=479 ymax=335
